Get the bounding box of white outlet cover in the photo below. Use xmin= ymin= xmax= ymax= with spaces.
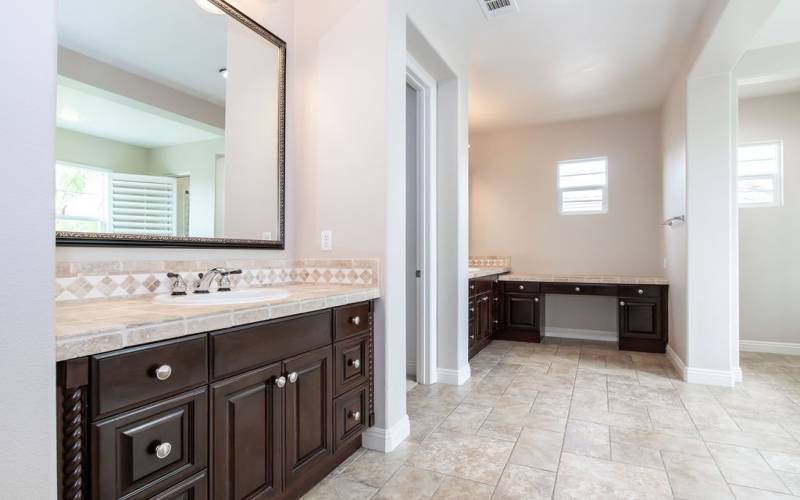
xmin=321 ymin=230 xmax=333 ymax=251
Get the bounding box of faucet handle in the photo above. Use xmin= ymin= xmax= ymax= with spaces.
xmin=218 ymin=269 xmax=241 ymax=292
xmin=166 ymin=273 xmax=187 ymax=296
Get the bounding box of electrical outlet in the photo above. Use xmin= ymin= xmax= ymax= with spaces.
xmin=321 ymin=230 xmax=333 ymax=251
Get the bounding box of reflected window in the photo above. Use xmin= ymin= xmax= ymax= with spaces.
xmin=55 ymin=162 xmax=109 ymax=232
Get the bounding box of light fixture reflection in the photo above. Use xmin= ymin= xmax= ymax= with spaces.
xmin=219 ymin=68 xmax=228 ymax=79
xmin=194 ymin=0 xmax=224 ymax=15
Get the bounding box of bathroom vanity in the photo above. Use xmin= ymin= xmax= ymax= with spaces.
xmin=468 ymin=270 xmax=670 ymax=358
xmin=56 ymin=295 xmax=377 ymax=500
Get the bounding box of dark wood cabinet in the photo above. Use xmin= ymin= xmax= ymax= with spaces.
xmin=57 ymin=301 xmax=375 ymax=500
xmin=210 ymin=364 xmax=283 ymax=500
xmin=493 ymin=280 xmax=668 ymax=353
xmin=283 ymin=346 xmax=333 ymax=487
xmin=468 ymin=276 xmax=500 ymax=358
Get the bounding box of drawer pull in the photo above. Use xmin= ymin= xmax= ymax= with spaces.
xmin=288 ymin=372 xmax=298 ymax=383
xmin=350 ymin=316 xmax=361 ymax=326
xmin=154 ymin=365 xmax=172 ymax=381
xmin=470 ymin=308 xmax=475 ymax=313
xmin=350 ymin=411 xmax=361 ymax=422
xmin=469 ymin=335 xmax=475 ymax=340
xmin=493 ymin=320 xmax=499 ymax=324
xmin=155 ymin=442 xmax=172 ymax=460
xmin=349 ymin=359 xmax=361 ymax=369
xmin=482 ymin=296 xmax=489 ymax=302
xmin=494 ymin=297 xmax=498 ymax=302
xmin=638 ymin=289 xmax=644 ymax=295
xmin=619 ymin=301 xmax=626 ymax=307
xmin=518 ymin=285 xmax=524 ymax=290
xmin=470 ymin=285 xmax=475 ymax=290
xmin=575 ymin=287 xmax=581 ymax=292
xmin=534 ymin=297 xmax=539 ymax=303
xmin=275 ymin=376 xmax=286 ymax=388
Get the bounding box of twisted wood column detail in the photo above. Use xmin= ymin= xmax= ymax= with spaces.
xmin=62 ymin=386 xmax=86 ymax=500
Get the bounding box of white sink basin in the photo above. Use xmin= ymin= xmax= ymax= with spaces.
xmin=153 ymin=288 xmax=290 ymax=306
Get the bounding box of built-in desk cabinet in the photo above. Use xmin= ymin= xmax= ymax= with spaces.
xmin=56 ymin=301 xmax=375 ymax=500
xmin=468 ymin=276 xmax=499 ymax=358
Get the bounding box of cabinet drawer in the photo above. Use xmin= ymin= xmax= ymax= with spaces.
xmin=334 ymin=334 xmax=369 ymax=397
xmin=333 ymin=385 xmax=367 ymax=452
xmin=91 ymin=388 xmax=208 ymax=500
xmin=91 ymin=335 xmax=207 ymax=419
xmin=619 ymin=285 xmax=664 ymax=298
xmin=334 ymin=302 xmax=370 ymax=341
xmin=469 ymin=279 xmax=492 ymax=296
xmin=211 ymin=310 xmax=331 ymax=380
xmin=505 ymin=281 xmax=540 ymax=293
xmin=149 ymin=470 xmax=208 ymax=500
xmin=540 ymin=283 xmax=617 ymax=296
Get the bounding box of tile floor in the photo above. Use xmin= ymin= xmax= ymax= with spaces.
xmin=304 ymin=339 xmax=800 ymax=499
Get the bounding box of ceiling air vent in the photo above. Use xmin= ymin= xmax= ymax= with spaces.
xmin=477 ymin=0 xmax=519 ymax=19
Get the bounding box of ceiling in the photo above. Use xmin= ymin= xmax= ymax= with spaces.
xmin=748 ymin=0 xmax=800 ymax=50
xmin=58 ymin=0 xmax=227 ymax=105
xmin=414 ymin=0 xmax=710 ymax=132
xmin=57 ymin=78 xmax=223 ymax=148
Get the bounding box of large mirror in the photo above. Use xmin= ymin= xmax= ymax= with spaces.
xmin=55 ymin=0 xmax=285 ymax=248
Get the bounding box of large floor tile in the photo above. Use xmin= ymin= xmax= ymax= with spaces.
xmin=661 ymin=451 xmax=733 ymax=499
xmin=509 ymin=427 xmax=564 ymax=472
xmin=563 ymin=419 xmax=610 ymax=459
xmin=494 ymin=463 xmax=556 ymax=500
xmin=407 ymin=431 xmax=514 ymax=485
xmin=553 ymin=452 xmax=672 ymax=499
xmin=302 ymin=476 xmax=379 ymax=500
xmin=373 ymin=465 xmax=444 ymax=500
xmin=707 ymin=443 xmax=788 ymax=493
xmin=438 ymin=403 xmax=492 ymax=435
xmin=431 ymin=476 xmax=495 ymax=500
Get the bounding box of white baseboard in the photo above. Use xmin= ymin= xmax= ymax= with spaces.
xmin=544 ymin=327 xmax=617 ymax=342
xmin=733 ymin=366 xmax=743 ymax=383
xmin=666 ymin=344 xmax=735 ymax=387
xmin=740 ymin=340 xmax=800 ymax=355
xmin=438 ymin=364 xmax=471 ymax=385
xmin=361 ymin=415 xmax=410 ymax=453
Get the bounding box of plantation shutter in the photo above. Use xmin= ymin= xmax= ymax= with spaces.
xmin=110 ymin=173 xmax=177 ymax=235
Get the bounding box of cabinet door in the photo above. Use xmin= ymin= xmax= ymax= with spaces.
xmin=283 ymin=346 xmax=333 ymax=486
xmin=476 ymin=293 xmax=491 ymax=340
xmin=619 ymin=298 xmax=661 ymax=340
xmin=211 ymin=363 xmax=283 ymax=500
xmin=468 ymin=297 xmax=476 ymax=348
xmin=504 ymin=293 xmax=540 ymax=331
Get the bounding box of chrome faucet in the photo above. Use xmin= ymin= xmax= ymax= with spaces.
xmin=194 ymin=268 xmax=242 ymax=293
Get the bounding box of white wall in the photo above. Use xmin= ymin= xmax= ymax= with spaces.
xmin=470 ymin=110 xmax=663 ymax=336
xmin=738 ymin=92 xmax=800 ymax=345
xmin=56 ymin=127 xmax=152 ymax=174
xmin=0 ymin=1 xmax=57 ymax=495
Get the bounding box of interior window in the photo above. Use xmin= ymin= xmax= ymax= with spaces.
xmin=737 ymin=141 xmax=782 ymax=207
xmin=557 ymin=157 xmax=608 ymax=215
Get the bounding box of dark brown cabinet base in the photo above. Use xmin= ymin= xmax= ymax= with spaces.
xmin=491 ymin=281 xmax=668 ymax=354
xmin=56 ymin=301 xmax=376 ymax=500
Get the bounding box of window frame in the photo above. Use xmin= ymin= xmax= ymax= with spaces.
xmin=737 ymin=140 xmax=783 ymax=209
xmin=54 ymin=160 xmax=112 ymax=232
xmin=556 ymin=156 xmax=609 ymax=216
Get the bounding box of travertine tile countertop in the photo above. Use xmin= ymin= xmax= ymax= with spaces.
xmin=468 ymin=266 xmax=510 ymax=279
xmin=499 ymin=273 xmax=669 ymax=285
xmin=56 ymin=283 xmax=380 ymax=361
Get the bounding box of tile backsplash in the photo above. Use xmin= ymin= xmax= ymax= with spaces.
xmin=56 ymin=258 xmax=379 ymax=302
xmin=469 ymin=256 xmax=511 ymax=268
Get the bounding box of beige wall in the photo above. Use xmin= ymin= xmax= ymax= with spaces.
xmin=738 ymin=92 xmax=800 ymax=345
xmin=55 ymin=127 xmax=151 ymax=174
xmin=470 ymin=109 xmax=664 ymax=275
xmin=470 ymin=109 xmax=663 ymax=334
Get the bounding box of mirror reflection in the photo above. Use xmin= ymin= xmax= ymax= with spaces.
xmin=55 ymin=0 xmax=283 ymax=244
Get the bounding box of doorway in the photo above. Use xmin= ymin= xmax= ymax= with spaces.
xmin=406 ymin=56 xmax=438 ymax=387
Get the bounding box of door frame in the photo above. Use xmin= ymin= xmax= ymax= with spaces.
xmin=407 ymin=55 xmax=438 ymax=385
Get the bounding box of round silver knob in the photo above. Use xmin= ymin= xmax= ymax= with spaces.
xmin=470 ymin=285 xmax=475 ymax=290
xmin=470 ymin=335 xmax=475 ymax=339
xmin=275 ymin=376 xmax=286 ymax=388
xmin=351 ymin=316 xmax=361 ymax=326
xmin=155 ymin=365 xmax=172 ymax=381
xmin=534 ymin=297 xmax=539 ymax=303
xmin=155 ymin=442 xmax=172 ymax=460
xmin=483 ymin=297 xmax=489 ymax=302
xmin=288 ymin=372 xmax=298 ymax=383
xmin=350 ymin=359 xmax=361 ymax=369
xmin=494 ymin=297 xmax=498 ymax=302
xmin=470 ymin=308 xmax=475 ymax=312
xmin=575 ymin=287 xmax=581 ymax=292
xmin=493 ymin=320 xmax=499 ymax=324
xmin=518 ymin=285 xmax=524 ymax=290
xmin=350 ymin=411 xmax=361 ymax=422
xmin=638 ymin=289 xmax=644 ymax=295
xmin=619 ymin=301 xmax=626 ymax=307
